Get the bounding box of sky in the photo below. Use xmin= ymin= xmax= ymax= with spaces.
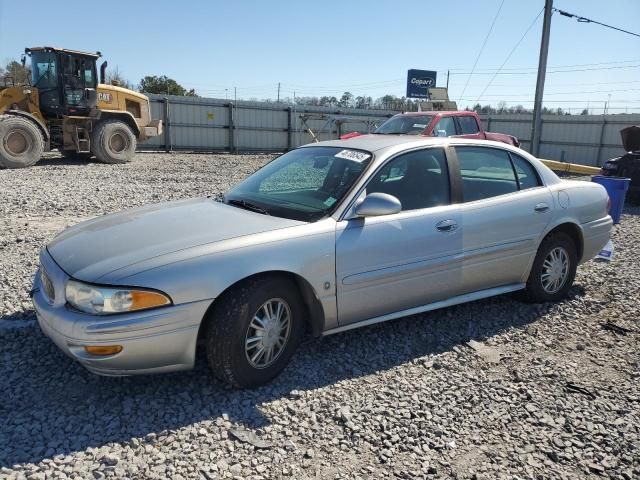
xmin=1 ymin=0 xmax=639 ymax=113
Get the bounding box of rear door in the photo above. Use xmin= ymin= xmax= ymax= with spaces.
xmin=335 ymin=147 xmax=463 ymax=325
xmin=451 ymin=146 xmax=554 ymax=293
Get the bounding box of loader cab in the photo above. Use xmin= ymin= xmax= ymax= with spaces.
xmin=27 ymin=47 xmax=99 ymax=117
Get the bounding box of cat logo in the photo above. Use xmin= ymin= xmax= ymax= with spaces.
xmin=98 ymin=92 xmax=113 ymax=103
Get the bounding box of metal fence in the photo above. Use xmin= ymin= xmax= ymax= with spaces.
xmin=479 ymin=113 xmax=640 ymax=166
xmin=141 ymin=94 xmax=640 ymax=166
xmin=141 ymin=94 xmax=396 ymax=154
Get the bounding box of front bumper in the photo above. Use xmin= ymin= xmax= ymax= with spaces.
xmin=33 ymin=249 xmax=211 ymax=376
xmin=141 ymin=119 xmax=163 ymax=140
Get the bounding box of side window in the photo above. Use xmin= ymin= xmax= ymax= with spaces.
xmin=432 ymin=117 xmax=456 ymax=136
xmin=510 ymin=154 xmax=542 ymax=190
xmin=366 ymin=148 xmax=450 ymax=211
xmin=458 ymin=115 xmax=480 ymax=134
xmin=456 ymin=147 xmax=518 ymax=202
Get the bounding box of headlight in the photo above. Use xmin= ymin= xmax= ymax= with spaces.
xmin=65 ymin=280 xmax=171 ymax=315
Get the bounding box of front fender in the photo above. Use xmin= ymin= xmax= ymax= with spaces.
xmin=110 ymin=220 xmax=339 ymax=330
xmin=97 ymin=109 xmax=141 ymax=137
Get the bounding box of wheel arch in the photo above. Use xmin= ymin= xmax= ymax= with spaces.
xmin=96 ymin=110 xmax=140 ymax=137
xmin=5 ymin=109 xmax=50 ymax=143
xmin=197 ymin=270 xmax=326 ymax=343
xmin=542 ymin=221 xmax=584 ymax=262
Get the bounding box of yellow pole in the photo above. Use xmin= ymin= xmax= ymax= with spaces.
xmin=540 ymin=159 xmax=601 ymax=176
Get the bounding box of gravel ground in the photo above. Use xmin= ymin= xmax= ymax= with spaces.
xmin=0 ymin=152 xmax=638 ymax=480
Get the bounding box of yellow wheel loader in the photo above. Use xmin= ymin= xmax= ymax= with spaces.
xmin=0 ymin=47 xmax=162 ymax=168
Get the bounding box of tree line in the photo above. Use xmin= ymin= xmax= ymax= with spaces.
xmin=0 ymin=59 xmax=595 ymax=115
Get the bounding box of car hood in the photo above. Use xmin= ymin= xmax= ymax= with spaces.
xmin=47 ymin=198 xmax=304 ymax=282
xmin=621 ymin=125 xmax=640 ymax=152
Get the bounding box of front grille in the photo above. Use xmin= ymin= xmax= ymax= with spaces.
xmin=40 ymin=267 xmax=55 ymax=303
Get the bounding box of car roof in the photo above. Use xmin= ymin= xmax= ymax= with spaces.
xmin=307 ymin=134 xmax=449 ymax=152
xmin=307 ymin=134 xmax=517 ymax=152
xmin=391 ymin=111 xmax=473 ymax=117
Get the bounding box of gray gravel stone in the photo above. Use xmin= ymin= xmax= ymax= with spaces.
xmin=0 ymin=153 xmax=639 ymax=479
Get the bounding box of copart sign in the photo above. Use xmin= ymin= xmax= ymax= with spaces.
xmin=406 ymin=69 xmax=437 ymax=99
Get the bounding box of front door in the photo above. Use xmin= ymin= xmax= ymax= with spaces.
xmin=30 ymin=50 xmax=63 ymax=117
xmin=335 ymin=147 xmax=463 ymax=325
xmin=61 ymin=54 xmax=97 ymax=115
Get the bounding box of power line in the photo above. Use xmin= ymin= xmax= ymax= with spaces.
xmin=474 ymin=8 xmax=544 ymax=102
xmin=460 ymin=99 xmax=640 ymax=103
xmin=461 ymin=88 xmax=640 ymax=98
xmin=451 ymin=58 xmax=640 ymax=72
xmin=449 ymin=79 xmax=640 ymax=88
xmin=458 ymin=0 xmax=505 ymax=102
xmin=454 ymin=64 xmax=640 ymax=76
xmin=555 ymin=8 xmax=640 ymax=38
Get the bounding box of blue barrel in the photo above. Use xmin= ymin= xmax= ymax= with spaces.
xmin=591 ymin=175 xmax=631 ymax=224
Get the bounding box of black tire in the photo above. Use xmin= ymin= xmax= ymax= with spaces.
xmin=91 ymin=119 xmax=137 ymax=164
xmin=522 ymin=232 xmax=578 ymax=303
xmin=0 ymin=114 xmax=44 ymax=168
xmin=204 ymin=276 xmax=305 ymax=388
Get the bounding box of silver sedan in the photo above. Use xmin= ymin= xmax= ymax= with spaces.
xmin=32 ymin=136 xmax=612 ymax=387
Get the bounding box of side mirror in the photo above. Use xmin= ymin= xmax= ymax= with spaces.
xmin=354 ymin=192 xmax=401 ymax=217
xmin=435 ymin=129 xmax=447 ymax=137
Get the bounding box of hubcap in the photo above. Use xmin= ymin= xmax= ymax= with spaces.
xmin=108 ymin=132 xmax=127 ymax=153
xmin=245 ymin=298 xmax=291 ymax=369
xmin=6 ymin=130 xmax=28 ymax=155
xmin=541 ymin=246 xmax=570 ymax=294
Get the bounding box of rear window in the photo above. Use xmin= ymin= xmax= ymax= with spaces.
xmin=456 ymin=147 xmax=518 ymax=202
xmin=458 ymin=115 xmax=480 ymax=134
xmin=510 ymin=153 xmax=542 ymax=190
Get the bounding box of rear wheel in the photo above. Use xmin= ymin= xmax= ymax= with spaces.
xmin=204 ymin=276 xmax=304 ymax=388
xmin=91 ymin=119 xmax=137 ymax=164
xmin=522 ymin=232 xmax=577 ymax=303
xmin=0 ymin=115 xmax=44 ymax=168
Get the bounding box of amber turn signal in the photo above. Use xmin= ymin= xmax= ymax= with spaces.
xmin=84 ymin=345 xmax=123 ymax=356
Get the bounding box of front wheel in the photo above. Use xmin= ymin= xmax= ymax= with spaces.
xmin=0 ymin=115 xmax=44 ymax=168
xmin=204 ymin=276 xmax=304 ymax=388
xmin=91 ymin=119 xmax=137 ymax=164
xmin=522 ymin=232 xmax=578 ymax=303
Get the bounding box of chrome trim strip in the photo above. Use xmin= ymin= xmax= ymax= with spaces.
xmin=322 ymin=283 xmax=525 ymax=336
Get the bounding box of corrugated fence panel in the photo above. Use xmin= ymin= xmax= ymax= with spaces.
xmin=140 ymin=94 xmax=639 ymax=166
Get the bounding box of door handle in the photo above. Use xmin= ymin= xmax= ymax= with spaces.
xmin=436 ymin=219 xmax=458 ymax=232
xmin=534 ymin=203 xmax=550 ymax=213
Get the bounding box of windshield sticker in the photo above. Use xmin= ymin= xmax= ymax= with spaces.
xmin=335 ymin=149 xmax=371 ymax=162
xmin=323 ymin=196 xmax=337 ymax=207
xmin=413 ymin=123 xmax=428 ymax=128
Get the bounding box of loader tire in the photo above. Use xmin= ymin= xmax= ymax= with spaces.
xmin=91 ymin=119 xmax=137 ymax=164
xmin=0 ymin=115 xmax=44 ymax=168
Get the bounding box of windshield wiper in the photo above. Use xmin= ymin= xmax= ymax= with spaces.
xmin=227 ymin=198 xmax=270 ymax=215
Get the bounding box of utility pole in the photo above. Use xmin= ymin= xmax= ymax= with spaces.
xmin=446 ymin=70 xmax=450 ymax=90
xmin=530 ymin=0 xmax=553 ymax=157
xmin=277 ymin=82 xmax=281 ymax=103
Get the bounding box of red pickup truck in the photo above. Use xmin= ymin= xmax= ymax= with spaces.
xmin=343 ymin=111 xmax=519 ymax=146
